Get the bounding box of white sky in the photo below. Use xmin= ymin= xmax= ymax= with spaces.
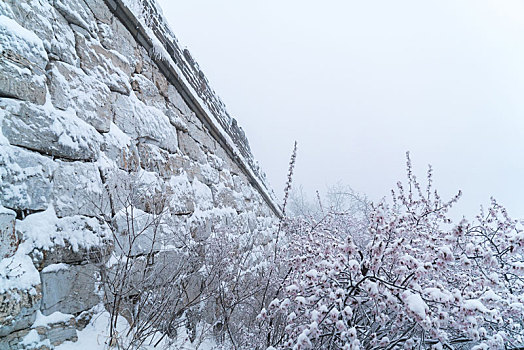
xmin=157 ymin=0 xmax=524 ymax=220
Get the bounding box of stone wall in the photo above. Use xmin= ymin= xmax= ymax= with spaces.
xmin=0 ymin=0 xmax=280 ymax=348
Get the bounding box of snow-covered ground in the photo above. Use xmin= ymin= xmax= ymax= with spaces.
xmin=56 ymin=305 xmax=220 ymax=350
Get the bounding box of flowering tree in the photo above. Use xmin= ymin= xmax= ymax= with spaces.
xmin=263 ymin=153 xmax=524 ymax=349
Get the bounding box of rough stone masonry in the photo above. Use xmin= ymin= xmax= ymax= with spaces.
xmin=0 ymin=0 xmax=281 ymax=348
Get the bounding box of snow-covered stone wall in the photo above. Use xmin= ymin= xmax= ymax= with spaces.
xmin=0 ymin=0 xmax=280 ymax=348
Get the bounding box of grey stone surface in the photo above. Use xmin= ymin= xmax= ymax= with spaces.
xmin=0 ymin=61 xmax=47 ymax=106
xmin=208 ymin=153 xmax=225 ymax=171
xmin=152 ymin=68 xmax=169 ymax=98
xmin=104 ymin=167 xmax=170 ymax=214
xmin=0 ymin=207 xmax=17 ymax=258
xmin=25 ymin=214 xmax=111 ymax=272
xmin=123 ymin=250 xmax=189 ymax=291
xmin=219 ymin=169 xmax=235 ymax=189
xmin=167 ymin=84 xmax=192 ymax=117
xmin=113 ymin=94 xmax=178 ymax=153
xmin=138 ymin=143 xmax=187 ymax=179
xmin=40 ymin=263 xmax=99 ymax=316
xmin=52 ymin=0 xmax=97 ymax=33
xmin=131 ymin=73 xmax=166 ymax=110
xmin=0 ymin=100 xmax=101 ymax=161
xmin=82 ymin=0 xmax=112 ymax=24
xmin=192 ymin=180 xmax=214 ymax=211
xmin=190 ymin=217 xmax=211 ymax=242
xmin=112 ymin=208 xmax=174 ymax=256
xmin=30 ymin=313 xmax=78 ymax=347
xmin=97 ymin=20 xmax=138 ymax=76
xmin=0 ymin=15 xmax=47 ymax=105
xmin=165 ymin=107 xmax=188 ymax=131
xmin=75 ymin=32 xmax=132 ymax=94
xmin=178 ymin=131 xmax=206 ymax=163
xmin=52 ymin=161 xmax=110 ymax=218
xmin=101 ymin=121 xmax=141 ymax=171
xmin=4 ymin=0 xmax=78 ymax=65
xmin=135 ymin=47 xmax=155 ymax=81
xmin=188 ymin=162 xmax=219 ymax=186
xmin=0 ymin=286 xmax=41 ymax=337
xmin=0 ymin=144 xmax=56 ymax=211
xmin=32 ymin=240 xmax=112 ymax=271
xmin=213 ymin=184 xmax=244 ymax=212
xmin=1 ymin=313 xmax=79 ymax=349
xmin=47 ymin=61 xmax=112 ymax=133
xmin=0 ymin=328 xmax=29 ymax=350
xmin=167 ymin=174 xmax=195 ymax=214
xmin=0 ymin=15 xmax=47 ymax=70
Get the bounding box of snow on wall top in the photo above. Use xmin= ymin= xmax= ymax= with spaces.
xmin=104 ymin=0 xmax=282 ymax=217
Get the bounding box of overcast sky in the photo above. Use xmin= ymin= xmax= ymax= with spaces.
xmin=157 ymin=0 xmax=524 ymax=220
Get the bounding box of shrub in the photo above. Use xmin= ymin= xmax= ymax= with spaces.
xmin=265 ymin=153 xmax=524 ymax=349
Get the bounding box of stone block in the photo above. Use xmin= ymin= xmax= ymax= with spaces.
xmin=0 ymin=144 xmax=56 ymax=211
xmin=22 ymin=312 xmax=79 ymax=348
xmin=214 ymin=145 xmax=242 ymax=176
xmin=0 ymin=206 xmax=17 ymax=258
xmin=52 ymin=161 xmax=110 ymax=218
xmin=101 ymin=121 xmax=140 ymax=172
xmin=124 ymin=250 xmax=189 ymax=291
xmin=112 ymin=207 xmax=176 ymax=256
xmin=186 ymin=162 xmax=219 ymax=186
xmin=0 ymin=60 xmax=46 ymax=106
xmin=4 ymin=0 xmax=78 ymax=65
xmin=14 ymin=210 xmax=111 ymax=269
xmin=113 ymin=94 xmax=178 ymax=153
xmin=82 ymin=0 xmax=112 ymax=24
xmin=0 ymin=100 xmax=101 ymax=161
xmin=219 ymin=169 xmax=235 ymax=188
xmin=40 ymin=263 xmax=99 ymax=316
xmin=178 ymin=131 xmax=206 ymax=163
xmin=167 ymin=84 xmax=192 ymax=117
xmin=153 ymin=68 xmax=169 ymax=98
xmin=0 ymin=16 xmax=47 ymax=105
xmin=41 ymin=325 xmax=77 ymax=347
xmin=181 ymin=273 xmax=204 ymax=306
xmin=190 ymin=217 xmax=211 ymax=242
xmin=138 ymin=143 xmax=188 ymax=179
xmin=135 ymin=47 xmax=155 ymax=81
xmin=192 ymin=180 xmax=213 ymax=211
xmin=213 ymin=184 xmax=244 ymax=212
xmin=75 ymin=32 xmax=131 ymax=94
xmin=131 ymin=73 xmax=166 ymax=110
xmin=239 ymin=211 xmax=257 ymax=233
xmin=208 ymin=153 xmax=225 ymax=171
xmin=167 ymin=174 xmax=195 ymax=214
xmin=52 ymin=0 xmax=97 ymax=33
xmin=165 ymin=107 xmax=188 ymax=131
xmin=0 ymin=15 xmax=47 ymax=70
xmin=200 ymin=162 xmax=220 ymax=185
xmin=233 ymin=212 xmax=254 ymax=234
xmin=192 ymin=125 xmax=216 ymax=154
xmin=95 ymin=23 xmax=138 ymax=75
xmin=0 ymin=327 xmax=30 ymax=350
xmin=32 ymin=240 xmax=112 ymax=271
xmin=233 ymin=173 xmax=251 ymax=194
xmin=104 ymin=167 xmax=172 ymax=214
xmin=0 ymin=286 xmax=42 ymax=337
xmin=47 ymin=61 xmax=112 ymax=133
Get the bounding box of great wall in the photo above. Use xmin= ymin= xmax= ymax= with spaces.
xmin=0 ymin=0 xmax=281 ymax=347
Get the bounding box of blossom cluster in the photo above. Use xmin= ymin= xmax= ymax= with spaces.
xmin=263 ymin=154 xmax=524 ymax=349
